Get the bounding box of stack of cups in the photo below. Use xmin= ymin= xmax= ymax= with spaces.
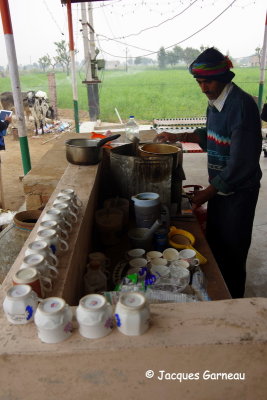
xmin=37 ymin=188 xmax=83 ymax=256
xmin=11 ymin=188 xmax=83 ymax=300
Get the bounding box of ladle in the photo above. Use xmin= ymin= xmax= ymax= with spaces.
xmin=96 ymin=134 xmax=121 ymax=147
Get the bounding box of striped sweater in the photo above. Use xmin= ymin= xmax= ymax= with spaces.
xmin=196 ymin=83 xmax=262 ymax=194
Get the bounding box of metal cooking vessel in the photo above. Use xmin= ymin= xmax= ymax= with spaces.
xmin=65 ymin=135 xmax=120 ymax=165
xmin=139 ymin=143 xmax=181 ymax=168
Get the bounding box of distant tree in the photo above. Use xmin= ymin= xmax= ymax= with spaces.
xmin=166 ymin=51 xmax=177 ymax=67
xmin=134 ymin=57 xmax=142 ymax=65
xmin=54 ymin=40 xmax=71 ymax=75
xmin=183 ymin=47 xmax=200 ymax=66
xmin=255 ymin=47 xmax=261 ymax=64
xmin=158 ymin=47 xmax=167 ymax=69
xmin=134 ymin=56 xmax=154 ymax=65
xmin=38 ymin=54 xmax=51 ymax=72
xmin=172 ymin=46 xmax=184 ymax=63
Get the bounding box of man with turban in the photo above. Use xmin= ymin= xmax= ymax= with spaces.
xmin=155 ymin=47 xmax=262 ymax=298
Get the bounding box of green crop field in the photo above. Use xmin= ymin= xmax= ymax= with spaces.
xmin=0 ymin=67 xmax=265 ymax=123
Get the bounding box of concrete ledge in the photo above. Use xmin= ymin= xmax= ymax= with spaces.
xmin=1 ymin=161 xmax=101 ymax=305
xmin=0 ymin=298 xmax=266 ymax=399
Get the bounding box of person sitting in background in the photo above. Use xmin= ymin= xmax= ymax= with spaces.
xmin=154 ymin=47 xmax=262 ymax=298
xmin=0 ymin=115 xmax=12 ymax=150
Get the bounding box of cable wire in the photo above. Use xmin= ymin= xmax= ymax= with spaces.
xmin=97 ymin=0 xmax=238 ymax=59
xmin=107 ymin=0 xmax=200 ymax=40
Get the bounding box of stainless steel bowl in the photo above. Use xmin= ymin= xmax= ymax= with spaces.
xmin=65 ymin=139 xmax=103 ymax=165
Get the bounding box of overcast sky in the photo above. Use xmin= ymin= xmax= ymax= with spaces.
xmin=0 ymin=0 xmax=266 ymax=67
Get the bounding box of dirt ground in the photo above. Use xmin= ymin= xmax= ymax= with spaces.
xmin=0 ymin=109 xmax=84 ymax=211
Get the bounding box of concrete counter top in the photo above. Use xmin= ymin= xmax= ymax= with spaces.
xmin=0 ymin=298 xmax=267 ymax=399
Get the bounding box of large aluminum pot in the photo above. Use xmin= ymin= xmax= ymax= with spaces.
xmin=65 ymin=135 xmax=120 ymax=165
xmin=139 ymin=143 xmax=181 ymax=168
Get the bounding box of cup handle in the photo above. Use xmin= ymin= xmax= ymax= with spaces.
xmin=59 ymin=226 xmax=69 ymax=240
xmin=62 ymin=218 xmax=72 ymax=232
xmin=68 ymin=210 xmax=78 ymax=223
xmin=193 ymin=258 xmax=200 ymax=266
xmin=48 ymin=251 xmax=59 ymax=267
xmin=47 ymin=264 xmax=59 ymax=279
xmin=71 ymin=202 xmax=79 ymax=213
xmin=75 ymin=195 xmax=83 ymax=207
xmin=59 ymin=237 xmax=69 ymax=251
xmin=40 ymin=276 xmax=53 ymax=292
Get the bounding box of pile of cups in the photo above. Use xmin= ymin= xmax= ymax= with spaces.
xmin=3 ymin=290 xmax=150 ymax=343
xmin=125 ymin=247 xmax=200 ymax=291
xmin=10 ymin=188 xmax=83 ymax=299
xmin=2 ymin=188 xmax=83 ymax=335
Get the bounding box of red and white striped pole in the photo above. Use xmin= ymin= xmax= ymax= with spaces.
xmin=0 ymin=0 xmax=31 ymax=173
xmin=66 ymin=0 xmax=79 ymax=132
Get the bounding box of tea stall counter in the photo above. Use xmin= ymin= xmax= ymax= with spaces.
xmin=0 ymin=298 xmax=266 ymax=399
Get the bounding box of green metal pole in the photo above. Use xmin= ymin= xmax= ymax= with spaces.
xmin=19 ymin=136 xmax=31 ymax=174
xmin=73 ymin=99 xmax=79 ymax=133
xmin=258 ymin=82 xmax=264 ymax=112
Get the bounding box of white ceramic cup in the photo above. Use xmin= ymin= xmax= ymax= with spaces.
xmin=57 ymin=188 xmax=82 ymax=207
xmin=162 ymin=248 xmax=180 ymax=262
xmin=76 ymin=294 xmax=113 ymax=339
xmin=129 ymin=258 xmax=147 ymax=270
xmin=115 ymin=292 xmax=150 ymax=336
xmin=150 ymin=257 xmax=168 ymax=267
xmin=42 ymin=208 xmax=72 ymax=232
xmin=3 ymin=284 xmax=39 ymax=324
xmin=34 ymin=297 xmax=73 ymax=344
xmin=25 ymin=239 xmax=58 ymax=267
xmin=146 ymin=251 xmax=163 ymax=261
xmin=20 ymin=253 xmax=59 ymax=281
xmin=12 ymin=266 xmax=52 ymax=298
xmin=179 ymin=249 xmax=199 ymax=267
xmin=37 ymin=220 xmax=68 ymax=241
xmin=36 ymin=228 xmax=69 ymax=254
xmin=53 ymin=202 xmax=78 ymax=224
xmin=127 ymin=248 xmax=146 ymax=260
xmin=169 ymin=259 xmax=190 ymax=269
xmin=54 ymin=195 xmax=79 ymax=215
xmin=150 ymin=264 xmax=170 ymax=278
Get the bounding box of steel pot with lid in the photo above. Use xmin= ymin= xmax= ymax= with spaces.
xmin=65 ymin=134 xmax=121 ymax=165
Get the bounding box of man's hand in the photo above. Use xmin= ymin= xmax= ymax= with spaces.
xmin=153 ymin=131 xmax=201 ymax=144
xmin=4 ymin=116 xmax=12 ymax=123
xmin=191 ymin=184 xmax=217 ymax=207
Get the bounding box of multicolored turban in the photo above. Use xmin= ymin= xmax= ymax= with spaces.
xmin=189 ymin=47 xmax=235 ymax=82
